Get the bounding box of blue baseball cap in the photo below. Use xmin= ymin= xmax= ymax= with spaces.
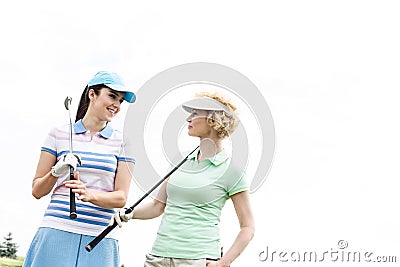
xmin=87 ymin=71 xmax=136 ymax=103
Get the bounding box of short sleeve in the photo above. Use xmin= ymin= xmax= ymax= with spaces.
xmin=227 ymin=174 xmax=248 ymax=197
xmin=117 ymin=142 xmax=136 ymax=163
xmin=225 ymin=162 xmax=248 ymax=197
xmin=41 ymin=127 xmax=57 ymax=156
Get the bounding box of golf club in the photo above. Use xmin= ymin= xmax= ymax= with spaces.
xmin=64 ymin=96 xmax=77 ymax=219
xmin=85 ymin=145 xmax=200 ymax=252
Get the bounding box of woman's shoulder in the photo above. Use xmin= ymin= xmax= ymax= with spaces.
xmin=109 ymin=127 xmax=123 ymax=140
xmin=44 ymin=123 xmax=70 ymax=136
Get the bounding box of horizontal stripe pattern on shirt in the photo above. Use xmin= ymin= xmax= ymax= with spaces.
xmin=45 ymin=199 xmax=114 ymax=227
xmin=38 ymin=122 xmax=133 ymax=238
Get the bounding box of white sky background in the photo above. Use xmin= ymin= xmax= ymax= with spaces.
xmin=1 ymin=1 xmax=399 ymax=266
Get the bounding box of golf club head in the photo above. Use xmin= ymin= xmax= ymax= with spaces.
xmin=64 ymin=96 xmax=72 ymax=111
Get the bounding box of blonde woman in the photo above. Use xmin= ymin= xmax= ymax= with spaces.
xmin=112 ymin=92 xmax=254 ymax=267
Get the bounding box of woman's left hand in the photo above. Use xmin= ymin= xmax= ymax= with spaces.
xmin=63 ymin=171 xmax=93 ymax=202
xmin=206 ymin=260 xmax=226 ymax=267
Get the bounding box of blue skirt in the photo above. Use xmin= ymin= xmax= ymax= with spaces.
xmin=23 ymin=227 xmax=119 ymax=267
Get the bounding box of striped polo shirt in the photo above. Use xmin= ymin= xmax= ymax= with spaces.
xmin=39 ymin=120 xmax=135 ymax=238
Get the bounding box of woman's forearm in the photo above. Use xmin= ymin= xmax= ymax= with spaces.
xmin=219 ymin=226 xmax=255 ymax=266
xmin=86 ymin=190 xmax=128 ymax=209
xmin=32 ymin=172 xmax=58 ymax=199
xmin=133 ymin=200 xmax=165 ymax=220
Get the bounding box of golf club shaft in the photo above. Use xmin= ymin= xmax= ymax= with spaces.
xmin=64 ymin=96 xmax=77 ymax=219
xmin=85 ymin=145 xmax=199 ymax=252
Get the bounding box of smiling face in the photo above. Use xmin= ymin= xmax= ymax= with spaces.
xmin=88 ymin=87 xmax=125 ymax=122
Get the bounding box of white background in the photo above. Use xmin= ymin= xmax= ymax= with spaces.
xmin=1 ymin=1 xmax=399 ymax=266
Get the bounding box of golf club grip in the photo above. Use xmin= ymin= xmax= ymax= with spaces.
xmin=85 ymin=221 xmax=117 ymax=252
xmin=69 ymin=167 xmax=77 ymax=219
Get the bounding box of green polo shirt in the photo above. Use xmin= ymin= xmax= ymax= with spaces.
xmin=151 ymin=149 xmax=248 ymax=259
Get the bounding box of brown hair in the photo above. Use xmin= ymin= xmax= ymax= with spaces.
xmin=75 ymin=85 xmax=104 ymax=122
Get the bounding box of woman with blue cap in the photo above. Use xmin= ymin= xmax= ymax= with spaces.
xmin=111 ymin=91 xmax=255 ymax=267
xmin=23 ymin=71 xmax=136 ymax=267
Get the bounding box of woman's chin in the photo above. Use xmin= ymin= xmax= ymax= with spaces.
xmin=187 ymin=131 xmax=197 ymax=137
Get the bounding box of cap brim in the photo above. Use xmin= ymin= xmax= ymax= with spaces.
xmin=182 ymin=97 xmax=231 ymax=114
xmin=123 ymin=91 xmax=136 ymax=103
xmin=101 ymin=84 xmax=136 ymax=103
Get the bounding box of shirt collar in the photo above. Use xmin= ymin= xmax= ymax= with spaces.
xmin=188 ymin=148 xmax=229 ymax=166
xmin=74 ymin=119 xmax=114 ymax=139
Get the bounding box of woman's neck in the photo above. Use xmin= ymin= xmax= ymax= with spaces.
xmin=197 ymin=137 xmax=223 ymax=162
xmin=82 ymin=116 xmax=107 ymax=135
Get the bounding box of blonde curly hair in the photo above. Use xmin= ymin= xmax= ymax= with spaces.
xmin=196 ymin=92 xmax=240 ymax=139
